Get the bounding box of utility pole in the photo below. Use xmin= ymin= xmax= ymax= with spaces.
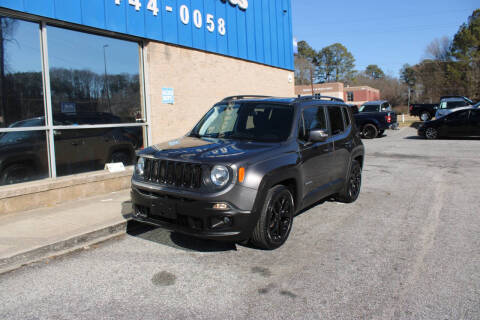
xmin=310 ymin=65 xmax=314 ymax=95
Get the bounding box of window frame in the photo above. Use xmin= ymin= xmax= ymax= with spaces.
xmin=327 ymin=106 xmax=346 ymax=137
xmin=299 ymin=105 xmax=329 ymax=141
xmin=0 ymin=11 xmax=151 ymax=183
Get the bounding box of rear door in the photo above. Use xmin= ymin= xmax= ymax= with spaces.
xmin=327 ymin=106 xmax=350 ymax=187
xmin=299 ymin=106 xmax=335 ymax=202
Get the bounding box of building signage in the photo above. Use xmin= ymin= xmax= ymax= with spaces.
xmin=162 ymin=87 xmax=175 ymax=104
xmin=0 ymin=0 xmax=293 ymax=70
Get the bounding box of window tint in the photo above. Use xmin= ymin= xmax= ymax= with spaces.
xmin=0 ymin=17 xmax=45 ymax=128
xmin=328 ymin=107 xmax=345 ymax=135
xmin=380 ymin=103 xmax=392 ymax=111
xmin=447 ymin=101 xmax=467 ymax=109
xmin=342 ymin=107 xmax=351 ymax=126
xmin=447 ymin=110 xmax=469 ymax=121
xmin=47 ymin=26 xmax=143 ymax=125
xmin=193 ymin=103 xmax=294 ymax=142
xmin=303 ymin=107 xmax=327 ymax=133
xmin=359 ymin=105 xmax=379 ymax=113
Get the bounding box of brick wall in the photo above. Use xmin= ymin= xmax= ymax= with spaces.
xmin=146 ymin=42 xmax=295 ymax=144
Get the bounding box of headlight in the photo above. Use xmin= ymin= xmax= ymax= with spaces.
xmin=135 ymin=157 xmax=145 ymax=177
xmin=210 ymin=165 xmax=230 ymax=187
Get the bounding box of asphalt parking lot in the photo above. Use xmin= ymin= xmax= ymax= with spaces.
xmin=1 ymin=127 xmax=479 ymax=320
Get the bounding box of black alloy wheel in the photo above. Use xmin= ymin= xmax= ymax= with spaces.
xmin=425 ymin=127 xmax=439 ymax=140
xmin=251 ymin=185 xmax=294 ymax=250
xmin=362 ymin=124 xmax=378 ymax=139
xmin=336 ymin=160 xmax=362 ymax=203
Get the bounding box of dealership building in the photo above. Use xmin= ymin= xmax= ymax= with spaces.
xmin=0 ymin=0 xmax=294 ymax=214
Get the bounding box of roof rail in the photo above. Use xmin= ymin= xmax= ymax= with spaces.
xmin=296 ymin=94 xmax=345 ymax=103
xmin=221 ymin=95 xmax=272 ymax=102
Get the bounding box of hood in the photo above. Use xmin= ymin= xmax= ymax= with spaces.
xmin=138 ymin=136 xmax=279 ymax=164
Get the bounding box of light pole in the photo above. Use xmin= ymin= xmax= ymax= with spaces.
xmin=103 ymin=44 xmax=112 ymax=113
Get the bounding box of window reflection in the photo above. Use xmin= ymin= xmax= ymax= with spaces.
xmin=54 ymin=126 xmax=144 ymax=177
xmin=47 ymin=26 xmax=143 ymax=125
xmin=0 ymin=130 xmax=49 ymax=185
xmin=0 ymin=17 xmax=45 ymax=128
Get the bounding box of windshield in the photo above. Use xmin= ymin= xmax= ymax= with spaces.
xmin=359 ymin=105 xmax=379 ymax=112
xmin=191 ymin=103 xmax=294 ymax=142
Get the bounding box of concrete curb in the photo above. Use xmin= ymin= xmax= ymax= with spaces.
xmin=0 ymin=219 xmax=130 ymax=275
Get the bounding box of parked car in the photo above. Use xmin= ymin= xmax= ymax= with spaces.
xmin=0 ymin=113 xmax=142 ymax=185
xmin=435 ymin=96 xmax=474 ymax=119
xmin=418 ymin=108 xmax=480 ymax=139
xmin=131 ymin=95 xmax=365 ymax=250
xmin=409 ymin=103 xmax=438 ymax=121
xmin=352 ymin=100 xmax=398 ymax=139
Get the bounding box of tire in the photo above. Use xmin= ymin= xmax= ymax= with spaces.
xmin=250 ymin=185 xmax=295 ymax=250
xmin=362 ymin=124 xmax=378 ymax=139
xmin=425 ymin=127 xmax=439 ymax=140
xmin=110 ymin=151 xmax=132 ymax=165
xmin=420 ymin=112 xmax=431 ymax=122
xmin=336 ymin=160 xmax=362 ymax=203
xmin=0 ymin=164 xmax=34 ymax=185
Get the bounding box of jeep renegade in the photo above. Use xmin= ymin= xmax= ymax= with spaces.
xmin=131 ymin=95 xmax=365 ymax=249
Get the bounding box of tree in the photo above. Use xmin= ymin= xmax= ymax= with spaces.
xmin=316 ymin=43 xmax=355 ymax=83
xmin=425 ymin=36 xmax=451 ymax=61
xmin=364 ymin=64 xmax=385 ymax=80
xmin=450 ymin=9 xmax=480 ymax=100
xmin=400 ymin=64 xmax=416 ymax=87
xmin=294 ymin=40 xmax=316 ymax=87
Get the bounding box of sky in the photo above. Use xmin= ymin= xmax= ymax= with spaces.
xmin=291 ymin=0 xmax=479 ymax=77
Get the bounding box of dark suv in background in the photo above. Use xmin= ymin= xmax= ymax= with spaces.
xmin=131 ymin=95 xmax=365 ymax=249
xmin=0 ymin=113 xmax=142 ymax=185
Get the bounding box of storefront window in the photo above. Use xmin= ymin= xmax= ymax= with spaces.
xmin=0 ymin=130 xmax=49 ymax=185
xmin=0 ymin=16 xmax=147 ymax=187
xmin=54 ymin=127 xmax=143 ymax=177
xmin=47 ymin=26 xmax=144 ymax=125
xmin=0 ymin=17 xmax=45 ymax=128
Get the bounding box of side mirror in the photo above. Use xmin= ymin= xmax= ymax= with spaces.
xmin=309 ymin=129 xmax=329 ymax=142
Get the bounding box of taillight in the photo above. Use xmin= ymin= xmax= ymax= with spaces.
xmin=386 ymin=114 xmax=392 ymax=123
xmin=409 ymin=105 xmax=413 ymax=111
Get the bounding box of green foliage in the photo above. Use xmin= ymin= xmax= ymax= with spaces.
xmin=365 ymin=64 xmax=385 ymax=80
xmin=316 ymin=43 xmax=356 ymax=83
xmin=401 ymin=9 xmax=480 ymax=102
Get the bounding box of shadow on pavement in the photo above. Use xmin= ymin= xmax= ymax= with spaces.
xmin=125 ymin=220 xmax=237 ymax=252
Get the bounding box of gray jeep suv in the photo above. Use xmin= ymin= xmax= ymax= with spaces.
xmin=131 ymin=95 xmax=365 ymax=249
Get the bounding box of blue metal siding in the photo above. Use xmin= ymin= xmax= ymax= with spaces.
xmin=0 ymin=0 xmax=294 ymax=70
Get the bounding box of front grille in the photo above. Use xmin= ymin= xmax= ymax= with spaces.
xmin=143 ymin=158 xmax=202 ymax=189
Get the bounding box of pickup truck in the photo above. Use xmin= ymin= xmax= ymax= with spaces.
xmin=409 ymin=103 xmax=438 ymax=121
xmin=350 ymin=100 xmax=398 ymax=139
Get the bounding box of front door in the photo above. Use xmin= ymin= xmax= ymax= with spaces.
xmin=299 ymin=106 xmax=335 ymax=205
xmin=443 ymin=110 xmax=470 ymax=137
xmin=468 ymin=109 xmax=480 ymax=137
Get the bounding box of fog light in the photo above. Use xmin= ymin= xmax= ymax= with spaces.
xmin=212 ymin=203 xmax=229 ymax=210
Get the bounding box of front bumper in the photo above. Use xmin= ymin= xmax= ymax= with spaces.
xmin=130 ymin=184 xmax=258 ymax=241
